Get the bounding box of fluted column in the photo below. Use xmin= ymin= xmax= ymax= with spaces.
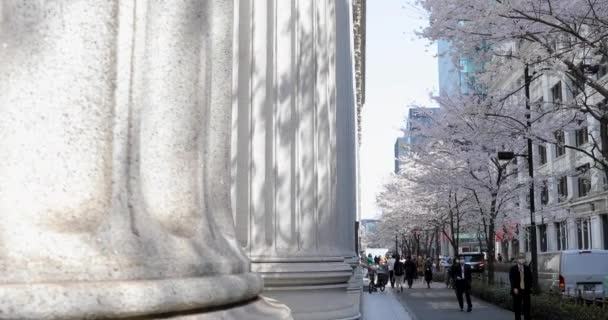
xmin=0 ymin=1 xmax=289 ymax=319
xmin=231 ymin=0 xmax=359 ymax=319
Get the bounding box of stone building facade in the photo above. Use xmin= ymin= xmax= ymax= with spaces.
xmin=492 ymin=51 xmax=608 ymax=262
xmin=0 ymin=0 xmax=364 ymax=319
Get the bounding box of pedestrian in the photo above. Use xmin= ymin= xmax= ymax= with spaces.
xmin=424 ymin=257 xmax=433 ymax=288
xmin=404 ymin=255 xmax=416 ymax=289
xmin=366 ymin=254 xmax=373 ymax=266
xmin=509 ymin=253 xmax=532 ymax=320
xmin=498 ymin=253 xmax=503 ymax=263
xmin=388 ymin=254 xmax=396 ymax=288
xmin=393 ymin=254 xmax=405 ymax=292
xmin=374 ymin=255 xmax=380 ymax=265
xmin=446 ymin=262 xmax=453 ymax=288
xmin=451 ymin=255 xmax=473 ymax=312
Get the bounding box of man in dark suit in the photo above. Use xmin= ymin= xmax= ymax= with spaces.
xmin=509 ymin=253 xmax=533 ymax=320
xmin=451 ymin=255 xmax=473 ymax=312
xmin=404 ymin=255 xmax=416 ymax=289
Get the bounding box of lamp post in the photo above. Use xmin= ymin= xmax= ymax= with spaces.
xmin=497 ymin=64 xmax=540 ymax=293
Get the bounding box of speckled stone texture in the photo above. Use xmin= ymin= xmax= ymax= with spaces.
xmin=0 ymin=1 xmax=290 ymax=319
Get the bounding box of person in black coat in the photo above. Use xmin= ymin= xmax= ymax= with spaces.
xmin=509 ymin=253 xmax=533 ymax=320
xmin=451 ymin=255 xmax=473 ymax=312
xmin=423 ymin=257 xmax=433 ymax=288
xmin=404 ymin=255 xmax=416 ymax=289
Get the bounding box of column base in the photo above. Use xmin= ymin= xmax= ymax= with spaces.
xmin=345 ymin=257 xmax=363 ymax=319
xmin=252 ymin=258 xmax=360 ymax=320
xmin=140 ymin=296 xmax=292 ymax=320
xmin=0 ymin=273 xmax=290 ymax=320
xmin=263 ymin=285 xmax=360 ymax=320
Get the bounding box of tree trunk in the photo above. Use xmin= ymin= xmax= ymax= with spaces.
xmin=487 ymin=221 xmax=496 ymax=285
xmin=435 ymin=226 xmax=441 ymax=263
xmin=487 ymin=194 xmax=498 ymax=285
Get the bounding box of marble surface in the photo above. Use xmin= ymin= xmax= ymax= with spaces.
xmin=0 ymin=1 xmax=289 ymax=318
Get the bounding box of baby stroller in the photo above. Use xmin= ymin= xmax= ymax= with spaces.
xmin=368 ymin=265 xmax=389 ymax=293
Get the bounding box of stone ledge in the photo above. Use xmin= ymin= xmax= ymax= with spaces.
xmin=0 ymin=273 xmax=264 ymax=320
xmin=125 ymin=296 xmax=292 ymax=320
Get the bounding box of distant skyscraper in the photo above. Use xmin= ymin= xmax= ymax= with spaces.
xmin=406 ymin=108 xmax=438 ymax=147
xmin=438 ymin=40 xmax=474 ymax=96
xmin=438 ymin=40 xmax=461 ymax=97
xmin=394 ymin=136 xmax=407 ymax=173
xmin=393 ymin=108 xmax=439 ymax=174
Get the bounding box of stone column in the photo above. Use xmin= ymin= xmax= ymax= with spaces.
xmin=547 ymin=223 xmax=558 ymax=252
xmin=0 ymin=1 xmax=290 ymax=319
xmin=231 ymin=0 xmax=359 ymax=319
xmin=591 ymin=214 xmax=603 ymax=249
xmin=567 ymin=218 xmax=578 ymax=250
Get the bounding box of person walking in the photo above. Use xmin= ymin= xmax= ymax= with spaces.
xmin=498 ymin=253 xmax=503 ymax=263
xmin=393 ymin=255 xmax=405 ymax=292
xmin=404 ymin=256 xmax=416 ymax=289
xmin=424 ymin=257 xmax=433 ymax=288
xmin=387 ymin=254 xmax=396 ymax=288
xmin=445 ymin=256 xmax=453 ymax=288
xmin=417 ymin=256 xmax=424 ymax=281
xmin=451 ymin=255 xmax=473 ymax=312
xmin=509 ymin=253 xmax=532 ymax=320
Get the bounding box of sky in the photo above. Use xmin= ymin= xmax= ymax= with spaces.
xmin=359 ymin=0 xmax=438 ymax=220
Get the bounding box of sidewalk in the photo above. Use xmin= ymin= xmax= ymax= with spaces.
xmin=361 ymin=278 xmax=413 ymax=320
xmin=392 ymin=278 xmax=514 ymax=320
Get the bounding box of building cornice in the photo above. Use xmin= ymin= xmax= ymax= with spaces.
xmin=353 ymin=0 xmax=366 ymax=145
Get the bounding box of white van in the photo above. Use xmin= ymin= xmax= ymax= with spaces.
xmin=559 ymin=250 xmax=608 ymax=298
xmin=537 ymin=250 xmax=608 ymax=298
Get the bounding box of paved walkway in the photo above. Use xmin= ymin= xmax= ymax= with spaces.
xmin=392 ymin=278 xmax=514 ymax=320
xmin=361 ymin=278 xmax=413 ymax=319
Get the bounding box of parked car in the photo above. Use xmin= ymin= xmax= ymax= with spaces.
xmin=439 ymin=256 xmax=453 ymax=268
xmin=536 ymin=250 xmax=608 ymax=299
xmin=462 ymin=252 xmax=485 ymax=273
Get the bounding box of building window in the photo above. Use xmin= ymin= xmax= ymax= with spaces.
xmin=557 ymin=176 xmax=568 ymax=202
xmin=524 ymin=226 xmax=533 ymax=252
xmin=601 ymin=113 xmax=608 ymax=158
xmin=577 ymin=164 xmax=591 ymax=198
xmin=551 ymin=81 xmax=563 ymax=104
xmin=577 ymin=217 xmax=592 ymax=250
xmin=575 ymin=124 xmax=589 ymax=147
xmin=597 ymin=57 xmax=608 ymax=79
xmin=602 ymin=214 xmax=608 ymax=250
xmin=538 ymin=144 xmax=548 ymax=165
xmin=540 ymin=181 xmax=549 ymax=206
xmin=539 ymin=224 xmax=547 ymax=252
xmin=556 ymin=221 xmax=568 ymax=251
xmin=555 ymin=130 xmax=566 ymax=157
xmin=534 ymin=97 xmax=545 ymax=111
xmin=570 ymin=77 xmax=585 ymax=98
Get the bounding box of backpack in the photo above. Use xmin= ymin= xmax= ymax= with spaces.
xmin=394 ymin=261 xmax=405 ymax=276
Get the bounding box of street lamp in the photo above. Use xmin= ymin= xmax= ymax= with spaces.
xmin=497 ymin=65 xmax=540 ymax=293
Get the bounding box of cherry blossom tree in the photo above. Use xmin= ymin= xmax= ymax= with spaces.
xmin=419 ymin=0 xmax=608 ymax=98
xmin=381 ymin=97 xmax=531 ymax=283
xmin=419 ymin=0 xmax=608 ymax=182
